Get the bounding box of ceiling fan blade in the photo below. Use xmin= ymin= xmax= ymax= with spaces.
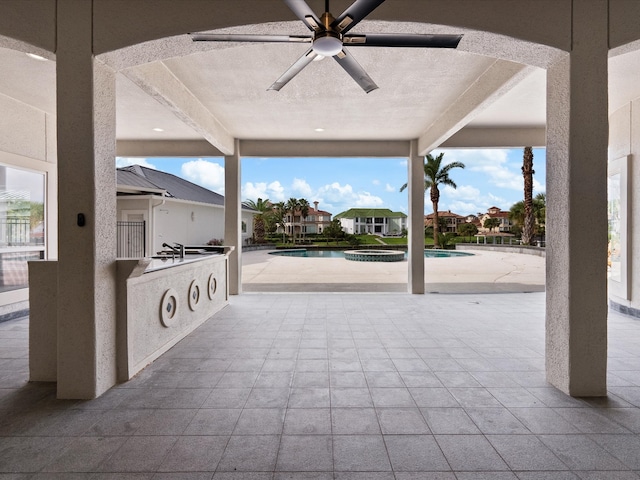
xmin=343 ymin=33 xmax=463 ymax=48
xmin=284 ymin=0 xmax=324 ymax=31
xmin=331 ymin=0 xmax=385 ymax=34
xmin=268 ymin=48 xmax=319 ymax=91
xmin=333 ymin=48 xmax=378 ymax=93
xmin=191 ymin=33 xmax=312 ymax=44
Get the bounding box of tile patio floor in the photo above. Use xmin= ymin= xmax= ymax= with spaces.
xmin=2 ymin=291 xmax=640 ymax=479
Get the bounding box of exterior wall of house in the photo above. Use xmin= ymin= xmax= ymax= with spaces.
xmin=388 ymin=218 xmax=405 ymax=234
xmin=338 ymin=218 xmax=355 ymax=234
xmin=339 ymin=216 xmax=405 ymax=235
xmin=609 ymin=101 xmax=640 ymax=314
xmin=117 ymin=196 xmax=253 ymax=255
xmin=153 ymin=200 xmax=250 ymax=252
xmin=479 ymin=212 xmax=512 ymax=233
xmin=0 ymin=90 xmax=57 ymax=313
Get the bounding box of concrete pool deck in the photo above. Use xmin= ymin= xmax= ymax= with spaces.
xmin=242 ymin=248 xmax=545 ymax=294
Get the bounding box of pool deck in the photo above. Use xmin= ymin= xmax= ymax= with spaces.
xmin=242 ymin=248 xmax=545 ymax=293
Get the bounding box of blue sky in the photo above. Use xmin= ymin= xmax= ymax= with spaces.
xmin=116 ymin=147 xmax=545 ymax=217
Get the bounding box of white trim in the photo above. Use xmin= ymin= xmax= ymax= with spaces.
xmin=608 ymin=155 xmax=631 ymax=300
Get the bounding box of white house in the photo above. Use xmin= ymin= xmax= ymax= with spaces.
xmin=117 ymin=165 xmax=256 ymax=257
xmin=334 ymin=208 xmax=407 ymax=235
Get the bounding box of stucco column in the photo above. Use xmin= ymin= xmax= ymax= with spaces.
xmin=224 ymin=139 xmax=242 ymax=295
xmin=408 ymin=140 xmax=425 ymax=294
xmin=56 ymin=0 xmax=117 ymax=398
xmin=545 ymin=0 xmax=608 ymax=396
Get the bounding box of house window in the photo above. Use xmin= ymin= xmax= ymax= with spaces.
xmin=0 ymin=165 xmax=45 ymax=293
xmin=375 ymin=217 xmax=383 ymax=223
xmin=242 ymin=221 xmax=247 ymax=233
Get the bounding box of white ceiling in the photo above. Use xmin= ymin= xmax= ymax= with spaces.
xmin=3 ymin=12 xmax=640 ymax=154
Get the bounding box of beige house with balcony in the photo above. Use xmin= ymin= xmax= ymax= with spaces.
xmin=479 ymin=206 xmax=512 ymax=233
xmin=424 ymin=210 xmax=467 ymax=233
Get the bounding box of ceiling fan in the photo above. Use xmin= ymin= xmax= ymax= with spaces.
xmin=191 ymin=0 xmax=462 ymax=93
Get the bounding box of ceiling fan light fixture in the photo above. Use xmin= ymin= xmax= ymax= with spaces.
xmin=312 ymin=32 xmax=343 ymax=56
xmin=26 ymin=53 xmax=47 ymax=61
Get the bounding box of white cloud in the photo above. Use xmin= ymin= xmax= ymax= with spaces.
xmin=316 ymin=182 xmax=384 ymax=212
xmin=242 ymin=182 xmax=269 ymax=201
xmin=438 ymin=148 xmax=524 ymax=191
xmin=181 ymin=159 xmax=225 ymax=193
xmin=354 ymin=192 xmax=384 ymax=207
xmin=267 ymin=181 xmax=285 ymax=201
xmin=372 ymin=179 xmax=381 ymax=186
xmin=116 ymin=157 xmax=156 ymax=169
xmin=447 ymin=201 xmax=483 ymax=215
xmin=439 ymin=183 xmax=510 ymax=214
xmin=291 ymin=177 xmax=313 ymax=197
xmin=242 ymin=180 xmax=285 ymax=202
xmin=442 ymin=184 xmax=480 ymax=200
xmin=385 ymin=183 xmax=396 ymax=192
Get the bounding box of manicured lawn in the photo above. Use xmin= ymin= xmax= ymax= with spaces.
xmin=379 ymin=237 xmax=408 ymax=245
xmin=354 ymin=235 xmax=382 ymax=245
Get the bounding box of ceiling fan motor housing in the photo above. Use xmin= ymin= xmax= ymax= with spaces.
xmin=313 ymin=30 xmax=343 ymax=56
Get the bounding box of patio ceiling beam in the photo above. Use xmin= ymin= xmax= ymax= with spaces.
xmin=117 ymin=139 xmax=225 ymax=157
xmin=418 ymin=60 xmax=535 ymax=155
xmin=122 ymin=62 xmax=235 ymax=155
xmin=441 ymin=126 xmax=546 ymax=148
xmin=239 ymin=140 xmax=411 ymax=158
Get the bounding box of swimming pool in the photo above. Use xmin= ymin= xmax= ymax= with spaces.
xmin=269 ymin=249 xmax=474 ymax=258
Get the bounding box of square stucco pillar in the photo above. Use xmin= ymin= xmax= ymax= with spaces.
xmin=545 ymin=0 xmax=608 ymax=396
xmin=408 ymin=140 xmax=425 ymax=294
xmin=225 ymin=139 xmax=242 ymax=295
xmin=56 ymin=0 xmax=117 ymax=399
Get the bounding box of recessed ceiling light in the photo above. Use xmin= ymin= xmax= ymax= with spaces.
xmin=152 ymin=127 xmax=164 ymax=132
xmin=314 ymin=128 xmax=325 ymax=132
xmin=26 ymin=53 xmax=47 ymax=61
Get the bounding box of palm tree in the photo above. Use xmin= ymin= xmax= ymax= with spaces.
xmin=400 ymin=153 xmax=465 ymax=248
xmin=242 ymin=197 xmax=271 ymax=243
xmin=298 ymin=198 xmax=310 ymax=240
xmin=272 ymin=201 xmax=287 ymax=243
xmin=285 ymin=197 xmax=300 ymax=242
xmin=509 ymin=201 xmax=525 ymax=227
xmin=521 ymin=147 xmax=535 ymax=245
xmin=534 ymin=192 xmax=546 ymax=237
xmin=509 ymin=193 xmax=546 ymax=240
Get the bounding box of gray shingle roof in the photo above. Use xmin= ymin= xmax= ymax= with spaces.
xmin=116 ymin=169 xmax=164 ymax=192
xmin=117 ymin=165 xmax=256 ymax=211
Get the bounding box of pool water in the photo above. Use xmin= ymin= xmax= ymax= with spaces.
xmin=269 ymin=249 xmax=345 ymax=258
xmin=269 ymin=249 xmax=474 ymax=258
xmin=424 ymin=250 xmax=474 ymax=258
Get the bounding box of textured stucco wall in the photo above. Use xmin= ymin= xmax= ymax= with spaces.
xmin=117 ymin=254 xmax=228 ymax=381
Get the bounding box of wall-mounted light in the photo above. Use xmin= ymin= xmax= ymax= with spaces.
xmin=191 ymin=211 xmax=195 ymax=222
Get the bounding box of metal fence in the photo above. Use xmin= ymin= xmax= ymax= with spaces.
xmin=117 ymin=221 xmax=146 ymax=258
xmin=0 ymin=218 xmax=33 ymax=246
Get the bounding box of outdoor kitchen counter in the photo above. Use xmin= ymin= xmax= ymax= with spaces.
xmin=116 ymin=246 xmax=233 ymax=381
